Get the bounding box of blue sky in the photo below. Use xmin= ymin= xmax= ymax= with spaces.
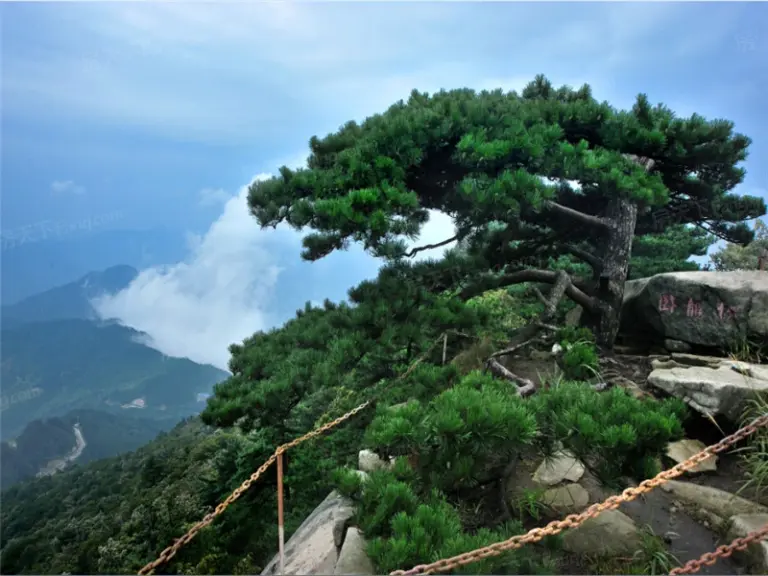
xmin=2 ymin=1 xmax=767 ymax=369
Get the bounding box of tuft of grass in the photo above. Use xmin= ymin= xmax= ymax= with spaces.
xmin=451 ymin=337 xmax=497 ymax=375
xmin=633 ymin=525 xmax=681 ymax=575
xmin=728 ymin=334 xmax=766 ymax=364
xmin=585 ymin=525 xmax=680 ymax=575
xmin=735 ymin=392 xmax=768 ymax=502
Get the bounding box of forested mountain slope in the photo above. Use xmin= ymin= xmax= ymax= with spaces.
xmin=1 ymin=319 xmax=228 ymax=438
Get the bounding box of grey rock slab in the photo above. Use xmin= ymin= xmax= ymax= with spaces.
xmin=647 ymin=361 xmax=768 ymax=420
xmin=561 ymin=509 xmax=642 ymax=556
xmin=659 ymin=480 xmax=768 ymax=519
xmin=261 ymin=491 xmax=352 ymax=575
xmin=665 ymin=439 xmax=718 ymax=473
xmin=726 ymin=513 xmax=768 ymax=573
xmin=532 ymin=450 xmax=586 ymax=486
xmin=334 ymin=528 xmax=375 ymax=575
xmin=541 ymin=483 xmax=590 ymax=515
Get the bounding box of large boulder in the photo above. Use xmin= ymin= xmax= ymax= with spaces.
xmin=620 ymin=271 xmax=768 ymax=350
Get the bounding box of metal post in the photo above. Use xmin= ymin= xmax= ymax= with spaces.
xmin=442 ymin=333 xmax=448 ymax=365
xmin=277 ymin=450 xmax=285 ymax=575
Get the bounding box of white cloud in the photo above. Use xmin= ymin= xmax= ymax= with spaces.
xmin=51 ymin=180 xmax=85 ymax=195
xmin=93 ymin=173 xmax=300 ymax=371
xmin=198 ymin=187 xmax=232 ymax=207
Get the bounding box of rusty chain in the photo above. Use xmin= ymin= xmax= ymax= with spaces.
xmin=138 ymin=333 xmax=447 ymax=575
xmin=669 ymin=522 xmax=768 ymax=575
xmin=390 ymin=412 xmax=768 ymax=575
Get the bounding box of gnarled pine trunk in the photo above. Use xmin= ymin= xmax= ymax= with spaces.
xmin=585 ymin=194 xmax=638 ymax=348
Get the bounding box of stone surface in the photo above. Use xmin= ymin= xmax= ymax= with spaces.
xmin=659 ymin=480 xmax=768 ymax=519
xmin=532 ymin=451 xmax=585 ymax=486
xmin=334 ymin=528 xmax=375 ymax=575
xmin=620 ymin=271 xmax=768 ymax=349
xmin=541 ymin=483 xmax=590 ymax=515
xmin=647 ymin=359 xmax=768 ymax=420
xmin=261 ymin=491 xmax=353 ymax=575
xmin=358 ymin=450 xmax=391 ymax=473
xmin=565 ymin=305 xmax=583 ymax=327
xmin=561 ymin=509 xmax=642 ymax=556
xmin=664 ymin=339 xmax=692 ymax=353
xmin=665 ymin=439 xmax=718 ymax=473
xmin=726 ymin=513 xmax=768 ymax=573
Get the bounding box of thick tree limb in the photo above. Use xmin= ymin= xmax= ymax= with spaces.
xmin=563 ymin=244 xmax=603 ymax=270
xmin=544 ymin=200 xmax=610 ymax=229
xmin=461 ymin=269 xmax=597 ymax=312
xmin=485 ymin=358 xmax=536 ymax=397
xmin=405 ymin=235 xmax=458 ymax=258
xmin=483 ymin=271 xmax=571 ymax=396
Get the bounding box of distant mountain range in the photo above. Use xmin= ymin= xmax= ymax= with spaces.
xmin=1 ymin=264 xmax=138 ymax=326
xmin=1 ymin=227 xmax=186 ymax=305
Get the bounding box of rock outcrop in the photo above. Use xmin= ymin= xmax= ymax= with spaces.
xmin=620 ymin=271 xmax=768 ymax=350
xmin=646 ymin=354 xmax=768 ymax=420
xmin=260 ymin=491 xmax=363 ymax=575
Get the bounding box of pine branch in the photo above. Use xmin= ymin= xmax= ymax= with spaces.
xmin=460 ymin=269 xmax=596 ymax=311
xmin=544 ymin=200 xmax=609 ymax=229
xmin=404 ymin=235 xmax=459 ymax=258
xmin=563 ymin=244 xmax=603 ymax=270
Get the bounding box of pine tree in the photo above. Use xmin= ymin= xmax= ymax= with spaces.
xmin=248 ymin=75 xmax=764 ymax=347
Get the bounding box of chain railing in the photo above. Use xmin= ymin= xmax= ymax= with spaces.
xmin=389 ymin=413 xmax=768 ymax=575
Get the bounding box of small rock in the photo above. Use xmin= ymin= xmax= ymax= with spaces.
xmin=541 ymin=483 xmax=590 ymax=515
xmin=334 ymin=528 xmax=375 ymax=575
xmin=670 ymin=506 xmax=678 ymax=514
xmin=562 ymin=509 xmax=642 ymax=556
xmin=358 ymin=450 xmax=390 ymax=473
xmin=690 ymin=507 xmax=726 ymax=532
xmin=665 ymin=439 xmax=718 ymax=473
xmin=726 ymin=513 xmax=768 ymax=573
xmin=663 ymin=530 xmax=679 ymax=543
xmin=532 ymin=451 xmax=586 ymax=486
xmin=665 ymin=339 xmax=692 ymax=353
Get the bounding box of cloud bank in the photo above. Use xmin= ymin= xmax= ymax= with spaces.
xmin=93 ymin=174 xmax=295 ymax=371
xmin=93 ymin=171 xmax=457 ymax=371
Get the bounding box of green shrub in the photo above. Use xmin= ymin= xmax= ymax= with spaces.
xmin=334 ymin=466 xmax=552 ymax=575
xmin=365 ymin=371 xmax=537 ymax=492
xmin=528 ymin=381 xmax=688 ymax=486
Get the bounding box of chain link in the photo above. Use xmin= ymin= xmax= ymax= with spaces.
xmin=669 ymin=522 xmax=768 ymax=575
xmin=389 ymin=413 xmax=768 ymax=575
xmin=138 ymin=333 xmax=447 ymax=575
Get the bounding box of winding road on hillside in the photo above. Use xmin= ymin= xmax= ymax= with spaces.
xmin=36 ymin=423 xmax=87 ymax=477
